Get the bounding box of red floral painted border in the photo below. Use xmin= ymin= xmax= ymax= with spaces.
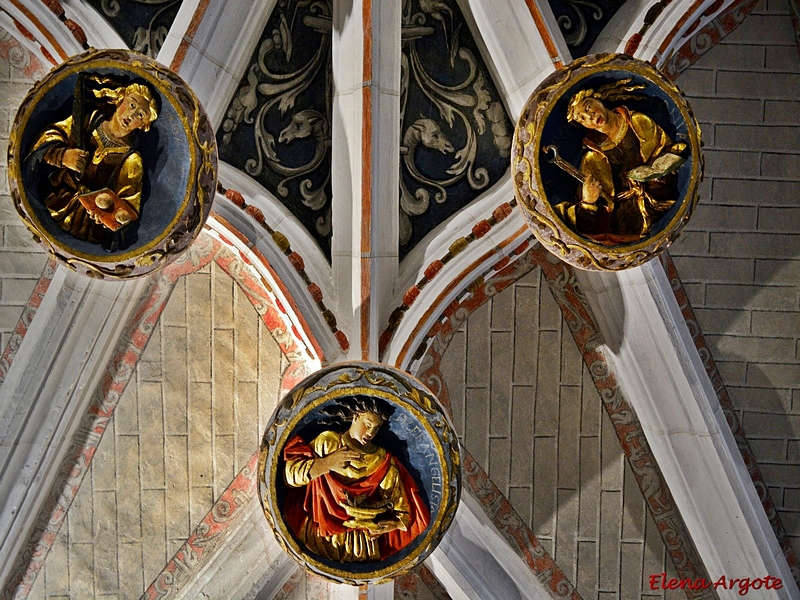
xmin=1 ymin=233 xmax=311 ymax=600
xmin=0 ymin=28 xmax=45 ymax=78
xmin=659 ymin=0 xmax=760 ymax=80
xmin=5 ymin=15 xmax=56 ymax=67
xmin=395 ymin=564 xmax=451 ymax=599
xmin=379 ymin=200 xmax=518 ymax=360
xmin=219 ymin=186 xmax=349 ymax=355
xmin=532 ymin=246 xmax=714 ymax=599
xmin=460 ymin=448 xmax=582 ymax=600
xmin=408 ymin=236 xmax=535 ymax=370
xmin=210 ymin=235 xmax=311 ymax=393
xmin=414 ymin=241 xmax=582 ymax=600
xmin=143 ymin=452 xmax=260 ymax=599
xmin=415 ymin=242 xmax=715 ymax=599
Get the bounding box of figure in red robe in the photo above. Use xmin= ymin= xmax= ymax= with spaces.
xmin=283 ymin=398 xmax=430 ymax=562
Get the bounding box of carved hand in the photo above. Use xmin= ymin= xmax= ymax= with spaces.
xmin=310 ymin=448 xmax=364 ymax=479
xmin=582 ymin=175 xmax=602 ymax=205
xmin=62 ymin=149 xmax=88 ymax=174
xmin=368 ymin=517 xmax=407 ymax=538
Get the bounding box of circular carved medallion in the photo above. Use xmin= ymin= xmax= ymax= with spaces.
xmin=512 ymin=54 xmax=703 ymax=271
xmin=8 ymin=49 xmax=217 ymax=279
xmin=259 ymin=361 xmax=461 ymax=585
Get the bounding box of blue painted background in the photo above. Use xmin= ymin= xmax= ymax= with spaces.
xmin=20 ymin=68 xmax=190 ymax=256
xmin=539 ymin=70 xmax=694 ymax=241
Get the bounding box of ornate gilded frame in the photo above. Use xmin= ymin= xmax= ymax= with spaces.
xmin=512 ymin=54 xmax=703 ymax=271
xmin=8 ymin=49 xmax=216 ymax=279
xmin=259 ymin=361 xmax=461 ymax=585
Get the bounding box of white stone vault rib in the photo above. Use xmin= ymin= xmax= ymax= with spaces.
xmin=330 ymin=0 xmax=401 ymax=361
xmin=426 ymin=492 xmax=554 ymax=600
xmin=0 ymin=269 xmax=151 ymax=589
xmin=0 ymin=0 xmax=82 ymax=66
xmin=571 ymin=20 xmax=800 ymax=599
xmin=386 ymin=0 xmax=569 ymax=367
xmin=577 ymin=263 xmax=800 ymax=599
xmin=395 ymin=0 xmax=800 ymax=595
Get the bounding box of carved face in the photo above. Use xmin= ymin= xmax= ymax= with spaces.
xmin=112 ymin=93 xmax=150 ymax=137
xmin=349 ymin=411 xmax=384 ymax=445
xmin=571 ymin=97 xmax=610 ymax=131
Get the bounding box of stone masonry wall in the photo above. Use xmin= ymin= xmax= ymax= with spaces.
xmin=27 ymin=261 xmax=285 ymax=600
xmin=439 ymin=267 xmax=683 ymax=600
xmin=0 ymin=49 xmax=47 ymax=352
xmin=671 ymin=0 xmax=800 ymax=551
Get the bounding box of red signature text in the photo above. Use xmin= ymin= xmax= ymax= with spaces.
xmin=648 ymin=573 xmax=783 ymax=595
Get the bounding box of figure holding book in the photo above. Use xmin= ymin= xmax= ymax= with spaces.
xmin=555 ymin=79 xmax=686 ymax=244
xmin=26 ymin=79 xmax=158 ymax=245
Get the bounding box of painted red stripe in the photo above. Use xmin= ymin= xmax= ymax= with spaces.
xmin=11 ymin=0 xmax=68 ymax=61
xmin=523 ymin=0 xmax=563 ymax=67
xmin=360 ymin=0 xmax=374 ymax=360
xmin=170 ymin=0 xmax=212 ymax=72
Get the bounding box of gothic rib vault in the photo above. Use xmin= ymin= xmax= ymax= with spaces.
xmin=0 ymin=0 xmax=799 ymax=599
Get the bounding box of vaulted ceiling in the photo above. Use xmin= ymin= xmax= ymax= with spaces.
xmin=0 ymin=0 xmax=799 ymax=599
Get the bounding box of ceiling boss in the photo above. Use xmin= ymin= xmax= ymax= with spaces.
xmin=259 ymin=362 xmax=460 ymax=585
xmin=512 ymin=53 xmax=703 ymax=271
xmin=8 ymin=49 xmax=216 ymax=279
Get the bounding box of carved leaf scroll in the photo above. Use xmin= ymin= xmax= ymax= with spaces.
xmin=399 ymin=0 xmax=513 ymax=257
xmin=87 ymin=0 xmax=182 ymax=58
xmin=218 ymin=0 xmax=333 ymax=259
xmin=547 ymin=0 xmax=626 ymax=58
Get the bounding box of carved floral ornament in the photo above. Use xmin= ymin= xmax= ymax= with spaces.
xmin=8 ymin=49 xmax=216 ymax=279
xmin=548 ymin=0 xmax=623 ymax=58
xmin=259 ymin=361 xmax=460 ymax=585
xmin=512 ymin=54 xmax=703 ymax=271
xmin=88 ymin=0 xmax=183 ymax=58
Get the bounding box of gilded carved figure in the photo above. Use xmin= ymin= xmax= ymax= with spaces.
xmin=513 ymin=54 xmax=702 ymax=271
xmin=25 ymin=77 xmax=158 ymax=246
xmin=10 ymin=49 xmax=217 ymax=279
xmin=260 ymin=362 xmax=460 ymax=583
xmin=552 ymin=79 xmax=687 ymax=244
xmin=282 ymin=397 xmax=430 ymax=563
